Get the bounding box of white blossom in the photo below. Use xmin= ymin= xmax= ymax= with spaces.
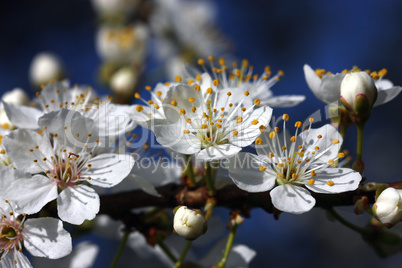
xmin=3 ymin=110 xmax=135 ymax=224
xmin=0 ymin=200 xmax=72 ymax=268
xmin=227 ymin=118 xmax=361 ymax=214
xmin=152 ymin=82 xmax=273 ymax=161
xmin=304 ymin=64 xmax=402 ymax=106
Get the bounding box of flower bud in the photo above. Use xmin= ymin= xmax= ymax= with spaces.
xmin=110 ymin=67 xmax=138 ymax=101
xmin=1 ymin=88 xmax=29 ymax=106
xmin=29 ymin=52 xmax=64 ymax=88
xmin=340 ymin=72 xmax=377 ymax=123
xmin=91 ymin=0 xmax=139 ymax=18
xmin=173 ymin=206 xmax=207 ymax=240
xmin=373 ymin=187 xmax=402 ymax=227
xmin=0 ymin=88 xmax=29 ymax=130
xmin=96 ymin=24 xmax=148 ymax=65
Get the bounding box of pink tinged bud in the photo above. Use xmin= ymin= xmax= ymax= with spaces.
xmin=173 ymin=206 xmax=207 ymax=240
xmin=373 ymin=187 xmax=402 ymax=227
xmin=340 ymin=72 xmax=377 ymax=121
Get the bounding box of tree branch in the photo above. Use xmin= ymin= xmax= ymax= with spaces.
xmin=99 ymin=182 xmax=397 ymax=217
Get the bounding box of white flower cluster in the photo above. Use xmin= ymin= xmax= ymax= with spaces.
xmin=0 ymin=82 xmax=136 ymax=266
xmin=2 ymin=53 xmax=401 ymax=266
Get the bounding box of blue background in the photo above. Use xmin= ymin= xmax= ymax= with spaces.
xmin=1 ymin=0 xmax=402 ymax=267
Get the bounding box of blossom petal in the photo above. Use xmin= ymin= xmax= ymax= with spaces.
xmin=96 ymin=103 xmax=137 ymax=137
xmin=3 ymin=129 xmax=54 ymax=173
xmin=270 ymin=184 xmax=316 ymax=214
xmin=299 ymin=124 xmax=341 ymax=163
xmin=33 ymin=241 xmax=99 ymax=268
xmin=6 ymin=175 xmax=57 ymax=214
xmin=163 ymin=84 xmax=202 ymax=123
xmin=117 ymin=174 xmax=160 ymax=197
xmin=303 ymin=64 xmax=323 ymax=101
xmin=154 ymin=123 xmax=201 ymax=155
xmin=84 ymin=153 xmax=134 ymax=188
xmin=226 ymin=152 xmax=276 ymax=192
xmin=374 ymin=86 xmax=402 ymax=107
xmin=261 ymin=95 xmax=305 ymax=107
xmin=319 ymin=73 xmax=346 ymax=104
xmin=57 ymin=184 xmax=100 ymax=225
xmin=38 ymin=109 xmax=99 ymax=152
xmin=197 ymin=144 xmax=241 ymax=162
xmin=230 ymin=106 xmax=273 ymax=148
xmin=226 ymin=245 xmax=257 ymax=268
xmin=306 ymin=168 xmax=361 ymax=193
xmin=0 ymin=165 xmax=31 ymax=197
xmin=2 ymin=102 xmax=42 ymax=129
xmin=1 ymin=249 xmax=32 ymax=268
xmin=23 ymin=218 xmax=72 ymax=259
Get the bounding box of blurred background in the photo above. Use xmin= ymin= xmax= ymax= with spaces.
xmin=1 ymin=0 xmax=402 ymax=267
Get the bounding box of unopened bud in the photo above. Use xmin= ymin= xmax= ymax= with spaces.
xmin=354 ymin=196 xmax=369 ymax=215
xmin=340 ymin=72 xmax=377 ymax=123
xmin=29 ymin=52 xmax=64 ymax=88
xmin=1 ymin=88 xmax=29 ymax=106
xmin=96 ymin=24 xmax=148 ymax=65
xmin=373 ymin=187 xmax=402 ymax=227
xmin=173 ymin=206 xmax=207 ymax=240
xmin=110 ymin=68 xmax=138 ymax=100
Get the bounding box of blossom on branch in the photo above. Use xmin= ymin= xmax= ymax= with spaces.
xmin=3 ymin=110 xmax=134 ymax=225
xmin=226 ymin=117 xmax=362 ymax=214
xmin=303 ymin=64 xmax=402 ymax=106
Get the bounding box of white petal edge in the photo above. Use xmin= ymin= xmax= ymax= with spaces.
xmin=2 ymin=102 xmax=42 ymax=129
xmin=85 ymin=153 xmax=135 ymax=188
xmin=7 ymin=175 xmax=58 ymax=215
xmin=197 ymin=144 xmax=241 ymax=162
xmin=226 ymin=152 xmax=276 ymax=193
xmin=23 ymin=218 xmax=72 ymax=259
xmin=270 ymin=184 xmax=316 ymax=214
xmin=306 ymin=168 xmax=361 ymax=193
xmin=57 ymin=184 xmax=100 ymax=225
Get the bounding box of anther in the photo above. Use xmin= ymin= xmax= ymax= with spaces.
xmin=251 ymin=120 xmax=259 ymax=125
xmin=307 ymin=179 xmax=315 ymax=185
xmin=256 ymin=138 xmax=263 ymax=145
xmin=327 ymin=181 xmax=334 ymax=186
